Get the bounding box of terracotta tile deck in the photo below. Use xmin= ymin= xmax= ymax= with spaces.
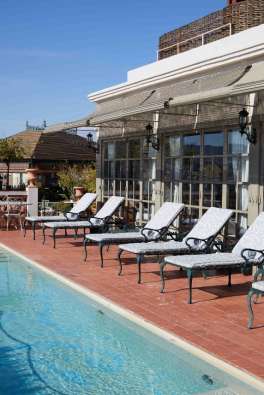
xmin=1 ymin=228 xmax=264 ymax=381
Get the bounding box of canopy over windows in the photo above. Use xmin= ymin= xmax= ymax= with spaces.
xmin=88 ymin=61 xmax=264 ymax=128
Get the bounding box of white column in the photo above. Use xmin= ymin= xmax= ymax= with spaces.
xmin=27 ymin=187 xmax=38 ymax=216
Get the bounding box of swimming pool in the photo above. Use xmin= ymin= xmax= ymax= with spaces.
xmin=0 ymin=246 xmax=262 ymax=395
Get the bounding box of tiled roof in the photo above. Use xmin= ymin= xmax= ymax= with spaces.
xmin=10 ymin=129 xmax=95 ymax=162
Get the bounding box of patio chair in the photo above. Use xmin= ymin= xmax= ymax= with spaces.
xmin=42 ymin=196 xmax=125 ymax=248
xmin=118 ymin=207 xmax=233 ymax=284
xmin=83 ymin=202 xmax=185 ymax=267
xmin=247 ymin=268 xmax=264 ymax=329
xmin=24 ymin=192 xmax=97 ymax=240
xmin=162 ymin=211 xmax=264 ymax=304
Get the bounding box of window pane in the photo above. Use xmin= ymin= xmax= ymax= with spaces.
xmin=128 ymin=139 xmax=140 ymax=158
xmin=164 ymin=182 xmax=172 ymax=202
xmin=165 ymin=136 xmax=181 ymax=157
xmin=182 ymin=183 xmax=190 ymax=204
xmin=115 ymin=141 xmax=127 ymax=159
xmin=227 ymin=158 xmax=238 ymax=183
xmin=203 ymin=184 xmax=211 ymax=207
xmin=105 ymin=143 xmax=115 ymax=160
xmin=213 ymin=184 xmax=222 ymax=208
xmin=183 ymin=134 xmax=200 ymax=156
xmin=172 ymin=159 xmax=181 ymax=181
xmin=143 ymin=160 xmax=156 ymax=180
xmin=204 ymin=132 xmax=224 ymax=155
xmin=128 ymin=160 xmax=140 ymax=179
xmin=227 ymin=185 xmax=236 ymax=210
xmin=191 ymin=184 xmax=199 ymax=206
xmin=228 ymin=130 xmax=249 ymax=154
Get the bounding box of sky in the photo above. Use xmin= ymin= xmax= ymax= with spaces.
xmin=0 ymin=0 xmax=225 ymax=137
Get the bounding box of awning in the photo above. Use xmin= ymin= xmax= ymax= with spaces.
xmin=89 ymin=63 xmax=256 ymax=125
xmin=44 ymin=117 xmax=90 ymax=133
xmin=169 ymin=61 xmax=264 ymax=107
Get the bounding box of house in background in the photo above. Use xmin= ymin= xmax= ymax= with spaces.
xmin=0 ymin=123 xmax=96 ymax=190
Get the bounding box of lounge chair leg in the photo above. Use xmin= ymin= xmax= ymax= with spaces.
xmin=83 ymin=239 xmax=88 ymax=262
xmin=99 ymin=242 xmax=105 ymax=268
xmin=53 ymin=229 xmax=57 ymax=248
xmin=187 ymin=269 xmax=193 ymax=304
xmin=118 ymin=249 xmax=123 ymax=276
xmin=137 ymin=254 xmax=143 ymax=284
xmin=74 ymin=228 xmax=78 ymax=239
xmin=42 ymin=226 xmax=46 ymax=245
xmin=23 ymin=220 xmax=27 ymax=237
xmin=32 ymin=222 xmax=36 ymax=240
xmin=228 ymin=269 xmax=232 ymax=287
xmin=160 ymin=260 xmax=167 ymax=293
xmin=247 ymin=289 xmax=256 ymax=329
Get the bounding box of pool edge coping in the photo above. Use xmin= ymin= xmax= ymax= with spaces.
xmin=2 ymin=241 xmax=264 ymax=393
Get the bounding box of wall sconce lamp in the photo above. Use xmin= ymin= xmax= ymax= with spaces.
xmin=145 ymin=123 xmax=160 ymax=151
xmin=239 ymin=108 xmax=256 ymax=144
xmin=87 ymin=132 xmax=100 ymax=153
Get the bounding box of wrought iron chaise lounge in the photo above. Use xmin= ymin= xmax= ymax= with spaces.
xmin=83 ymin=202 xmax=185 ymax=267
xmin=162 ymin=212 xmax=264 ymax=304
xmin=24 ymin=192 xmax=97 ymax=240
xmin=42 ymin=196 xmax=125 ymax=248
xmin=118 ymin=207 xmax=233 ymax=284
xmin=247 ymin=268 xmax=264 ymax=329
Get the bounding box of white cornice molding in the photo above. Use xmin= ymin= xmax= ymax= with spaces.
xmin=88 ymin=24 xmax=264 ymax=103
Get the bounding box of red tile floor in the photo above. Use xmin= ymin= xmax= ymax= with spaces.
xmin=1 ymin=228 xmax=264 ymax=380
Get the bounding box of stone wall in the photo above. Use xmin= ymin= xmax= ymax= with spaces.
xmin=158 ymin=0 xmax=264 ymax=60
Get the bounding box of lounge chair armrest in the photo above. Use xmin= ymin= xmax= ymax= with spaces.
xmin=141 ymin=226 xmax=167 ymax=242
xmin=64 ymin=212 xmax=79 ymax=221
xmin=185 ymin=237 xmax=211 ymax=252
xmin=212 ymin=238 xmax=224 ymax=252
xmin=241 ymin=248 xmax=264 ymax=264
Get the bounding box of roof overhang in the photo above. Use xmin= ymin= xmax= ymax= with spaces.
xmin=88 ymin=61 xmax=264 ymax=126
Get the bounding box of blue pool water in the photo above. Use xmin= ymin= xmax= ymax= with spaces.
xmin=0 ymin=248 xmax=261 ymax=395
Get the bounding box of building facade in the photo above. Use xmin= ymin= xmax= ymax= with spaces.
xmin=82 ymin=0 xmax=264 ymax=236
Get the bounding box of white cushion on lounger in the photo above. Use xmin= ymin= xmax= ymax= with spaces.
xmin=164 ymin=252 xmax=244 ymax=269
xmin=44 ymin=221 xmax=92 ymax=228
xmin=119 ymin=240 xmax=189 ymax=254
xmin=252 ymin=281 xmax=264 ymax=292
xmin=143 ymin=202 xmax=184 ymax=239
xmin=25 ymin=215 xmax=65 ymax=222
xmin=232 ymin=212 xmax=264 ymax=256
xmin=182 ymin=207 xmax=233 ymax=247
xmin=69 ymin=193 xmax=97 ymax=214
xmin=95 ymin=196 xmax=124 ymax=219
xmin=86 ymin=232 xmax=145 ymax=243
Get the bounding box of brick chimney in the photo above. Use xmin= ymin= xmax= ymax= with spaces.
xmin=228 ymin=0 xmax=245 ymax=5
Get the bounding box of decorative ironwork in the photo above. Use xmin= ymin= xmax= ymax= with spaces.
xmin=239 ymin=108 xmax=256 ymax=144
xmin=145 ymin=123 xmax=160 ymax=151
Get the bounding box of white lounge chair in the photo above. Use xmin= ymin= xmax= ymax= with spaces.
xmin=118 ymin=207 xmax=233 ymax=284
xmin=42 ymin=196 xmax=125 ymax=248
xmin=162 ymin=212 xmax=264 ymax=304
xmin=84 ymin=202 xmax=185 ymax=267
xmin=24 ymin=192 xmax=97 ymax=240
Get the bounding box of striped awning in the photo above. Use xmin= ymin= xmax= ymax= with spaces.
xmin=88 ymin=63 xmax=258 ymax=125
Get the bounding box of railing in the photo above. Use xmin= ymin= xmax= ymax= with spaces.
xmin=158 ymin=23 xmax=232 ymax=58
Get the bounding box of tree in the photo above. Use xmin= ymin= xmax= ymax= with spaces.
xmin=0 ymin=138 xmax=25 ymax=189
xmin=57 ymin=164 xmax=96 ymax=199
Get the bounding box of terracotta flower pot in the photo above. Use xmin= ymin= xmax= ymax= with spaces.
xmin=74 ymin=186 xmax=85 ymax=200
xmin=25 ymin=168 xmax=38 ymax=187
